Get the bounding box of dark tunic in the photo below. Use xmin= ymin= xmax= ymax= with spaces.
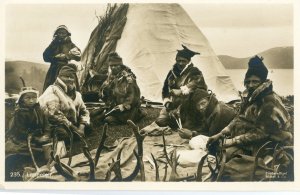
xmin=100 ymin=65 xmax=144 ymax=124
xmin=179 ymin=90 xmax=236 ymax=136
xmin=43 ymin=37 xmax=81 ymax=92
xmin=162 ymin=63 xmax=207 ymax=107
xmin=219 ymin=81 xmax=293 ymax=181
xmin=221 ymin=80 xmax=292 ymax=153
xmin=156 ymin=63 xmax=208 ymax=128
xmin=6 ymin=104 xmax=50 ymax=156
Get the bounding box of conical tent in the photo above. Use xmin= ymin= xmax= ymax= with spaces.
xmin=80 ymin=3 xmax=238 ymax=103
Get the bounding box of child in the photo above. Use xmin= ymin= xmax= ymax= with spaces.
xmin=5 ymin=86 xmax=52 ymax=180
xmin=6 ymin=86 xmax=51 ymax=146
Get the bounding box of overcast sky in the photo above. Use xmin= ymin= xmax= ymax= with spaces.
xmin=5 ymin=2 xmax=293 ymax=63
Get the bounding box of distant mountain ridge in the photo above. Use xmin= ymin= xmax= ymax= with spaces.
xmin=218 ymin=46 xmax=293 ymax=69
xmin=5 ymin=60 xmax=49 ymax=94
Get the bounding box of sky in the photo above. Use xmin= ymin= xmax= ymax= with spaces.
xmin=5 ymin=2 xmax=293 ymax=63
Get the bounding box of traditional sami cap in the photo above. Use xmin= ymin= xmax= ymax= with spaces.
xmin=176 ymin=45 xmax=200 ymax=61
xmin=245 ymin=55 xmax=268 ymax=81
xmin=16 ymin=86 xmax=39 ymax=104
xmin=58 ymin=63 xmax=77 ymax=76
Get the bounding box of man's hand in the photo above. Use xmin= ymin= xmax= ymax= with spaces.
xmin=117 ymin=104 xmax=125 ymax=112
xmin=54 ymin=53 xmax=66 ymax=60
xmin=206 ymin=133 xmax=223 ymax=149
xmin=178 ymin=128 xmax=193 ymax=139
xmin=77 ymin=124 xmax=85 ymax=137
xmin=52 ymin=110 xmax=72 ymax=127
xmin=170 ymin=89 xmax=182 ymax=96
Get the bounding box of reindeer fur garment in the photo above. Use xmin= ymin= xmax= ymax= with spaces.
xmin=39 ymin=78 xmax=90 ymax=126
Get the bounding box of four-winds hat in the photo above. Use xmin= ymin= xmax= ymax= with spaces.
xmin=176 ymin=45 xmax=200 ymax=61
xmin=16 ymin=86 xmax=39 ymax=104
xmin=245 ymin=55 xmax=268 ymax=81
xmin=58 ymin=63 xmax=77 ymax=76
xmin=108 ymin=52 xmax=123 ymax=66
xmin=54 ymin=25 xmax=71 ymax=36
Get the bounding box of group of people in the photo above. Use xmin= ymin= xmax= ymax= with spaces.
xmin=6 ymin=25 xmax=147 ymax=163
xmin=6 ymin=25 xmax=293 ymax=181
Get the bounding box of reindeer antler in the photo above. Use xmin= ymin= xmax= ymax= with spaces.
xmin=162 ymin=130 xmax=172 ymax=166
xmin=105 ymin=159 xmax=115 ymax=181
xmin=65 ymin=126 xmax=74 ymax=166
xmin=196 ymin=153 xmax=209 ymax=181
xmin=53 ymin=154 xmax=78 ymax=181
xmin=19 ymin=76 xmax=26 ymax=87
xmin=162 ymin=163 xmax=168 ymax=182
xmin=82 ymin=145 xmax=95 ymax=181
xmin=127 ymin=120 xmax=145 ymax=181
xmin=94 ymin=123 xmax=108 ymax=167
xmin=151 ymin=153 xmax=160 ymax=181
xmin=111 ymin=148 xmax=123 ymax=181
xmin=27 ymin=134 xmax=39 ymax=171
xmin=169 ymin=149 xmax=180 ymax=181
xmin=122 ymin=150 xmax=141 ymax=181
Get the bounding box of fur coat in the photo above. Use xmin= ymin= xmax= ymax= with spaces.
xmin=39 ymin=78 xmax=90 ymax=126
xmin=221 ymin=80 xmax=292 ymax=153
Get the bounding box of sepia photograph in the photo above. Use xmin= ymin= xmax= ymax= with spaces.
xmin=1 ymin=0 xmax=298 ymax=191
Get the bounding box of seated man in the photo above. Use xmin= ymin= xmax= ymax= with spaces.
xmin=178 ymin=89 xmax=236 ymax=139
xmin=39 ymin=64 xmax=90 ymax=140
xmin=155 ymin=45 xmax=207 ymax=129
xmin=206 ymin=56 xmax=293 ymax=181
xmin=98 ymin=52 xmax=146 ymax=125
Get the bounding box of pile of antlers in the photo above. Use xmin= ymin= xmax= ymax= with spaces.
xmin=26 ymin=120 xmax=145 ymax=181
xmin=26 ymin=120 xmax=217 ymax=182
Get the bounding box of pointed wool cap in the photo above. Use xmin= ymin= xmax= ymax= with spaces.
xmin=58 ymin=63 xmax=77 ymax=76
xmin=245 ymin=55 xmax=268 ymax=81
xmin=176 ymin=45 xmax=200 ymax=61
xmin=108 ymin=52 xmax=123 ymax=66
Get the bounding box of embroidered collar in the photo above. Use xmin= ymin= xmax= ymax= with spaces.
xmin=171 ymin=63 xmax=193 ymax=78
xmin=180 ymin=63 xmax=192 ymax=75
xmin=55 ymin=78 xmax=68 ymax=93
xmin=241 ymin=80 xmax=273 ymax=103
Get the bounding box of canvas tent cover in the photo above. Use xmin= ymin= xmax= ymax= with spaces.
xmin=80 ymin=3 xmax=238 ymax=103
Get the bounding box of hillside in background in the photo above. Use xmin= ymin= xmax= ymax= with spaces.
xmin=218 ymin=46 xmax=293 ymax=69
xmin=5 ymin=61 xmax=49 ymax=94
